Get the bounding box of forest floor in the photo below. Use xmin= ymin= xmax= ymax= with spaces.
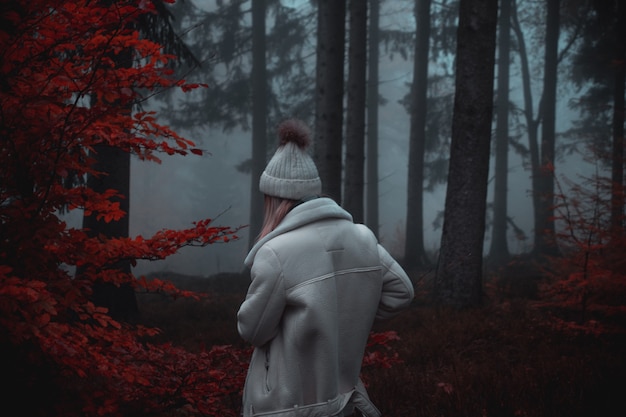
xmin=137 ymin=270 xmax=626 ymax=417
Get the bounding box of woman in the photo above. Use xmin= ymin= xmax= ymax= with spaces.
xmin=237 ymin=119 xmax=414 ymax=417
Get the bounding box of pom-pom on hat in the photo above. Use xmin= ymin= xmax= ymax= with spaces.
xmin=259 ymin=119 xmax=322 ymax=200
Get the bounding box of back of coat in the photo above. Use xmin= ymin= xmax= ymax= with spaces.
xmin=276 ymin=217 xmax=383 ymax=400
xmin=238 ymin=199 xmax=413 ymax=417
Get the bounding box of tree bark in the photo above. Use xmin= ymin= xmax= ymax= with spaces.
xmin=434 ymin=0 xmax=498 ymax=308
xmin=534 ymin=0 xmax=560 ymax=257
xmin=83 ymin=144 xmax=137 ymax=320
xmin=82 ymin=0 xmax=200 ymax=320
xmin=314 ymin=0 xmax=346 ymax=202
xmin=404 ymin=0 xmax=432 ymax=269
xmin=344 ymin=0 xmax=368 ymax=223
xmin=249 ymin=0 xmax=267 ymax=247
xmin=488 ymin=0 xmax=512 ymax=265
xmin=82 ymin=34 xmax=137 ymax=321
xmin=366 ymin=0 xmax=380 ymax=237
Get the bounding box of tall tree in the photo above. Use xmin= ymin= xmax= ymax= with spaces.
xmin=82 ymin=0 xmax=198 ymax=320
xmin=510 ymin=0 xmax=542 ymax=257
xmin=396 ymin=0 xmax=458 ymax=255
xmin=314 ymin=0 xmax=346 ymax=202
xmin=404 ymin=0 xmax=432 ymax=269
xmin=366 ymin=0 xmax=381 ymax=236
xmin=0 ymin=1 xmax=241 ymax=414
xmin=172 ymin=2 xmax=314 ymax=129
xmin=565 ymin=0 xmax=626 ymax=234
xmin=249 ymin=0 xmax=268 ymax=246
xmin=434 ymin=0 xmax=498 ymax=308
xmin=162 ymin=2 xmax=315 ymax=248
xmin=344 ymin=0 xmax=368 ymax=222
xmin=488 ymin=0 xmax=512 ymax=265
xmin=81 ymin=5 xmax=135 ymax=320
xmin=534 ymin=0 xmax=561 ymax=257
xmin=611 ymin=1 xmax=626 ymax=233
xmin=511 ymin=0 xmax=581 ymax=259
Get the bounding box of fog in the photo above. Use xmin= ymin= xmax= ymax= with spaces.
xmin=64 ymin=0 xmax=595 ymax=278
xmin=127 ymin=58 xmax=435 ymax=277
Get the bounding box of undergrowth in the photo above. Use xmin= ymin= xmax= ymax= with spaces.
xmin=137 ymin=270 xmax=626 ymax=417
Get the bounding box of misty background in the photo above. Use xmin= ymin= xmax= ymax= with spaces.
xmin=62 ymin=0 xmax=595 ymax=278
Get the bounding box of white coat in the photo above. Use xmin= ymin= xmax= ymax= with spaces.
xmin=237 ymin=197 xmax=414 ymax=417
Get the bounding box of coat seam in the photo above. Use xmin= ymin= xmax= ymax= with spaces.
xmin=287 ymin=266 xmax=382 ymax=292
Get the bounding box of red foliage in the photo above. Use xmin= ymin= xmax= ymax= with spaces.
xmin=0 ymin=1 xmax=246 ymax=416
xmin=362 ymin=331 xmax=404 ymax=369
xmin=536 ymin=174 xmax=626 ymax=335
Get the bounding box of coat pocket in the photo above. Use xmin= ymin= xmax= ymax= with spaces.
xmin=264 ymin=346 xmax=271 ymax=392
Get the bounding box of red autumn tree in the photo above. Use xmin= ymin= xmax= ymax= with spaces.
xmin=0 ymin=1 xmax=249 ymax=416
xmin=536 ymin=171 xmax=626 ymax=335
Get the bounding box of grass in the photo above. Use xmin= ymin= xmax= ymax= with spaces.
xmin=366 ymin=302 xmax=625 ymax=417
xmin=137 ymin=271 xmax=626 ymax=417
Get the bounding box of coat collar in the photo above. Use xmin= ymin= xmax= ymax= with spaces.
xmin=244 ymin=197 xmax=352 ymax=268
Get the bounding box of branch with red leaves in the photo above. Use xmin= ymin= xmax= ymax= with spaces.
xmin=0 ymin=1 xmax=245 ymax=416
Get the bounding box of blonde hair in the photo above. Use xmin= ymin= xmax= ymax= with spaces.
xmin=258 ymin=195 xmax=297 ymax=240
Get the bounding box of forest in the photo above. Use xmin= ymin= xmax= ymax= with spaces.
xmin=0 ymin=0 xmax=624 ymax=416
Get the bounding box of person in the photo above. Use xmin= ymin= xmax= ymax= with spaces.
xmin=237 ymin=119 xmax=414 ymax=417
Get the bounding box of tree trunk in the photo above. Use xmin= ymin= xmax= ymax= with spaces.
xmin=611 ymin=0 xmax=626 ymax=234
xmin=83 ymin=144 xmax=137 ymax=320
xmin=344 ymin=0 xmax=368 ymax=223
xmin=434 ymin=0 xmax=498 ymax=308
xmin=366 ymin=0 xmax=380 ymax=237
xmin=488 ymin=0 xmax=512 ymax=265
xmin=314 ymin=0 xmax=346 ymax=202
xmin=534 ymin=0 xmax=560 ymax=257
xmin=249 ymin=0 xmax=267 ymax=247
xmin=404 ymin=0 xmax=432 ymax=269
xmin=82 ymin=39 xmax=137 ymax=321
xmin=511 ymin=0 xmax=542 ymax=259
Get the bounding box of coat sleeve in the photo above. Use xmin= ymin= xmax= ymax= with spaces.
xmin=237 ymin=245 xmax=286 ymax=347
xmin=376 ymin=244 xmax=415 ymax=320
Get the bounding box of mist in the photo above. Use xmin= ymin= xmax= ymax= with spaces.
xmin=62 ymin=0 xmax=596 ymax=278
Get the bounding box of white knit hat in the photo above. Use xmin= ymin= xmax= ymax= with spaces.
xmin=259 ymin=119 xmax=322 ymax=200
